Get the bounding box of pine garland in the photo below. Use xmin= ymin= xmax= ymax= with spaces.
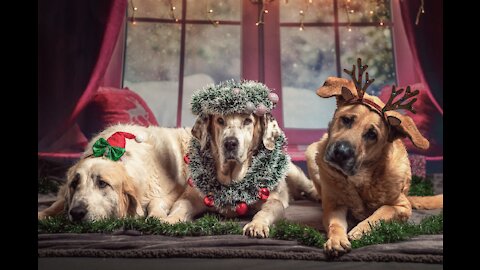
xmin=190 ymin=79 xmax=277 ymax=116
xmin=188 ymin=133 xmax=290 ymax=210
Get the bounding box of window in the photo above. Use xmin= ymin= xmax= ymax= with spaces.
xmin=124 ymin=0 xmax=241 ymax=127
xmin=278 ymin=0 xmax=396 ymax=146
xmin=122 ymin=0 xmax=396 ymax=157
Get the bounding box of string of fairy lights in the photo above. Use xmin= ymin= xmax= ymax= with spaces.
xmin=128 ymin=0 xmax=425 ymax=29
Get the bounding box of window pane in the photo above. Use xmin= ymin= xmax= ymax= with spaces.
xmin=338 ymin=0 xmax=391 ymax=23
xmin=186 ymin=0 xmax=241 ymax=21
xmin=339 ymin=26 xmax=396 ymax=95
xmin=127 ymin=0 xmax=183 ymax=20
xmin=181 ymin=24 xmax=241 ymax=126
xmin=280 ymin=0 xmax=334 ymax=23
xmin=280 ymin=27 xmax=337 ymax=129
xmin=123 ymin=23 xmax=181 ymax=127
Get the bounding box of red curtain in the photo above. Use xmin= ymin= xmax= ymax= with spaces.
xmin=38 ymin=0 xmax=127 ymax=159
xmin=395 ymin=0 xmax=443 ymax=160
xmin=399 ymin=0 xmax=443 ymax=114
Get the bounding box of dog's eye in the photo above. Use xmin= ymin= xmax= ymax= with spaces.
xmin=243 ymin=118 xmax=252 ymax=125
xmin=70 ymin=173 xmax=80 ymax=190
xmin=364 ymin=129 xmax=377 ymax=141
xmin=217 ymin=117 xmax=225 ymax=125
xmin=340 ymin=116 xmax=353 ymax=127
xmin=97 ymin=179 xmax=109 ymax=189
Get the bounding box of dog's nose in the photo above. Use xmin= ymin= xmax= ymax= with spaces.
xmin=224 ymin=137 xmax=239 ymax=152
xmin=332 ymin=141 xmax=355 ymax=163
xmin=69 ymin=205 xmax=87 ymax=222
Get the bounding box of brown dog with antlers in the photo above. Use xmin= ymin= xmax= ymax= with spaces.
xmin=305 ymin=58 xmax=443 ymax=257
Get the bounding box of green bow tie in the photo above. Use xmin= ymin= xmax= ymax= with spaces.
xmin=92 ymin=138 xmax=126 ymax=161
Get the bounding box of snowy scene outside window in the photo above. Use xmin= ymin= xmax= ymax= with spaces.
xmin=123 ymin=0 xmax=396 ymax=130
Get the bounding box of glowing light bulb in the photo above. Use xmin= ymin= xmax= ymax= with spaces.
xmin=209 ymin=9 xmax=213 ymax=13
xmin=350 ymin=9 xmax=354 ymax=13
xmin=256 ymin=22 xmax=260 ymax=26
xmin=299 ymin=26 xmax=304 ymax=31
xmin=300 ymin=10 xmax=304 ymax=14
xmin=264 ymin=9 xmax=269 ymax=13
xmin=369 ymin=10 xmax=374 ymax=14
xmin=172 ymin=6 xmax=176 ymax=10
xmin=379 ymin=21 xmax=384 ymax=26
xmin=133 ymin=7 xmax=138 ymax=11
xmin=348 ymin=27 xmax=352 ymax=32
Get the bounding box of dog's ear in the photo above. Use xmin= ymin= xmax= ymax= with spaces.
xmin=262 ymin=113 xmax=282 ymax=150
xmin=63 ymin=162 xmax=81 ymax=210
xmin=386 ymin=112 xmax=429 ymax=150
xmin=192 ymin=113 xmax=210 ymax=150
xmin=316 ymin=77 xmax=357 ymax=106
xmin=122 ymin=177 xmax=144 ymax=217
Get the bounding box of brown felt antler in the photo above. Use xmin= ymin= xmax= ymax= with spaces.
xmin=382 ymin=85 xmax=419 ymax=114
xmin=343 ymin=58 xmax=375 ymax=100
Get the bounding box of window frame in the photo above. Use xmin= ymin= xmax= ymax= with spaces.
xmin=110 ymin=0 xmax=401 ymax=160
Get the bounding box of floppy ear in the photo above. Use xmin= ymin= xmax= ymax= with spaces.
xmin=386 ymin=112 xmax=430 ymax=150
xmin=316 ymin=77 xmax=356 ymax=107
xmin=122 ymin=177 xmax=144 ymax=217
xmin=192 ymin=113 xmax=210 ymax=150
xmin=262 ymin=113 xmax=282 ymax=151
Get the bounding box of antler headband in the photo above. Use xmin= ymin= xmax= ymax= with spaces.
xmin=343 ymin=58 xmax=419 ymax=121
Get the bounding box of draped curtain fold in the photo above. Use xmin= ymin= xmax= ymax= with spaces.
xmin=38 ymin=0 xmax=127 ymax=159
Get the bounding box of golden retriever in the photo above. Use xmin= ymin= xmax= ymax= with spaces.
xmin=163 ymin=112 xmax=318 ymax=238
xmin=305 ymin=76 xmax=443 ymax=257
xmin=38 ymin=124 xmax=191 ymax=222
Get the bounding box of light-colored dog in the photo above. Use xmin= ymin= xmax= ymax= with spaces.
xmin=306 ymin=76 xmax=443 ymax=257
xmin=163 ymin=113 xmax=318 ymax=238
xmin=38 ymin=124 xmax=191 ymax=222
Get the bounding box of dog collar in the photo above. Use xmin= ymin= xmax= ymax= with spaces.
xmin=185 ymin=133 xmax=289 ymax=215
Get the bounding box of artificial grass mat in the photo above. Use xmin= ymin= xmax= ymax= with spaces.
xmin=38 ymin=212 xmax=443 ymax=250
xmin=38 ymin=176 xmax=441 ymax=250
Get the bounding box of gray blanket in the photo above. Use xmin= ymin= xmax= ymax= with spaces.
xmin=38 ymin=199 xmax=442 ymax=263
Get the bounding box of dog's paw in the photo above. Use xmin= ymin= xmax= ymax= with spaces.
xmin=161 ymin=215 xmax=184 ymax=224
xmin=38 ymin=212 xmax=47 ymax=220
xmin=147 ymin=210 xmax=168 ymax=220
xmin=324 ymin=234 xmax=351 ymax=257
xmin=348 ymin=221 xmax=375 ymax=240
xmin=243 ymin=221 xmax=270 ymax=238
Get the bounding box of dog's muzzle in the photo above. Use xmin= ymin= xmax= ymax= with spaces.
xmin=325 ymin=140 xmax=356 ymax=176
xmin=223 ymin=136 xmax=239 ymax=159
xmin=69 ymin=202 xmax=88 ymax=222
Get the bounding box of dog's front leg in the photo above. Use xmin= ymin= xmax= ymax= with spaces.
xmin=38 ymin=198 xmax=65 ymax=220
xmin=243 ymin=197 xmax=285 ymax=238
xmin=147 ymin=198 xmax=174 ymax=219
xmin=244 ymin=181 xmax=289 ymax=239
xmin=323 ymin=203 xmax=351 ymax=257
xmin=147 ymin=184 xmax=185 ymax=219
xmin=162 ymin=187 xmax=207 ymax=224
xmin=347 ymin=194 xmax=412 ymax=240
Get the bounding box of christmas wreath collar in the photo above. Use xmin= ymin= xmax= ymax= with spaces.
xmin=186 ymin=133 xmax=290 ymax=215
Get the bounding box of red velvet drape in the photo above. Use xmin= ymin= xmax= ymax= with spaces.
xmin=38 ymin=0 xmax=127 ymax=159
xmin=399 ymin=0 xmax=443 ymax=115
xmin=393 ymin=0 xmax=443 ymax=160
